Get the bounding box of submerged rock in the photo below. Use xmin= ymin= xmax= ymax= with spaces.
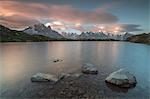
xmin=31 ymin=73 xmax=64 ymax=82
xmin=52 ymin=59 xmax=63 ymax=63
xmin=82 ymin=63 xmax=98 ymax=74
xmin=105 ymin=69 xmax=137 ymax=88
xmin=61 ymin=73 xmax=81 ymax=78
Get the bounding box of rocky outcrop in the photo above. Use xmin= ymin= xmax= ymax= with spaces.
xmin=105 ymin=69 xmax=137 ymax=88
xmin=62 ymin=32 xmax=79 ymax=39
xmin=127 ymin=33 xmax=150 ymax=44
xmin=52 ymin=58 xmax=63 ymax=63
xmin=82 ymin=63 xmax=98 ymax=74
xmin=0 ymin=24 xmax=51 ymax=42
xmin=31 ymin=73 xmax=64 ymax=83
xmin=24 ymin=23 xmax=64 ymax=39
xmin=78 ymin=32 xmax=108 ymax=40
xmin=77 ymin=32 xmax=133 ymax=40
xmin=31 ymin=73 xmax=81 ymax=82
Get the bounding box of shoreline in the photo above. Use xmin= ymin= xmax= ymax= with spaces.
xmin=1 ymin=72 xmax=149 ymax=99
xmin=1 ymin=40 xmax=149 ymax=45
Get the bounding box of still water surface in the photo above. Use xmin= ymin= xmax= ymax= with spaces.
xmin=0 ymin=41 xmax=150 ymax=98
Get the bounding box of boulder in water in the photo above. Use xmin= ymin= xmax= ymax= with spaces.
xmin=31 ymin=73 xmax=64 ymax=83
xmin=82 ymin=63 xmax=98 ymax=74
xmin=105 ymin=69 xmax=137 ymax=88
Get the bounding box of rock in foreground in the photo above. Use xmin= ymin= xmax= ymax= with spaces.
xmin=105 ymin=69 xmax=137 ymax=88
xmin=82 ymin=63 xmax=98 ymax=74
xmin=31 ymin=73 xmax=64 ymax=83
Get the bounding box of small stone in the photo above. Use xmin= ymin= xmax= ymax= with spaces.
xmin=69 ymin=81 xmax=74 ymax=85
xmin=73 ymin=73 xmax=81 ymax=77
xmin=52 ymin=58 xmax=63 ymax=63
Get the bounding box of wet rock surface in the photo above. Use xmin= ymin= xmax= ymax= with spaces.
xmin=31 ymin=73 xmax=63 ymax=83
xmin=82 ymin=63 xmax=98 ymax=74
xmin=105 ymin=69 xmax=137 ymax=88
xmin=1 ymin=67 xmax=149 ymax=99
xmin=1 ymin=71 xmax=149 ymax=99
xmin=52 ymin=58 xmax=63 ymax=63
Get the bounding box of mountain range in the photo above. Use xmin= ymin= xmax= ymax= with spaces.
xmin=0 ymin=23 xmax=149 ymax=44
xmin=62 ymin=32 xmax=133 ymax=41
xmin=0 ymin=24 xmax=65 ymax=42
xmin=0 ymin=25 xmax=50 ymax=42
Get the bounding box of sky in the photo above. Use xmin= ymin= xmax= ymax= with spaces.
xmin=0 ymin=0 xmax=149 ymax=34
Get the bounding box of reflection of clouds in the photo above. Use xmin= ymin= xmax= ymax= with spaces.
xmin=47 ymin=42 xmax=82 ymax=60
xmin=0 ymin=43 xmax=50 ymax=82
xmin=47 ymin=42 xmax=66 ymax=59
xmin=1 ymin=42 xmax=149 ymax=91
xmin=104 ymin=42 xmax=120 ymax=66
xmin=111 ymin=42 xmax=120 ymax=63
xmin=80 ymin=41 xmax=120 ymax=66
xmin=1 ymin=44 xmax=28 ymax=82
xmin=47 ymin=42 xmax=82 ymax=73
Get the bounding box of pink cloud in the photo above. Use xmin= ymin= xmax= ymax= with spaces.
xmin=0 ymin=1 xmax=118 ymax=28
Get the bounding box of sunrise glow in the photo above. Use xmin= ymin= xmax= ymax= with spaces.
xmin=52 ymin=21 xmax=63 ymax=25
xmin=75 ymin=23 xmax=81 ymax=27
xmin=45 ymin=23 xmax=51 ymax=27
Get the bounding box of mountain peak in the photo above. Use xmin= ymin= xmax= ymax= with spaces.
xmin=23 ymin=23 xmax=63 ymax=38
xmin=34 ymin=23 xmax=45 ymax=27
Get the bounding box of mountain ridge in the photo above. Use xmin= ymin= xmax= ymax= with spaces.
xmin=62 ymin=32 xmax=133 ymax=41
xmin=1 ymin=24 xmax=149 ymax=44
xmin=0 ymin=24 xmax=65 ymax=42
xmin=23 ymin=23 xmax=64 ymax=39
xmin=127 ymin=33 xmax=150 ymax=44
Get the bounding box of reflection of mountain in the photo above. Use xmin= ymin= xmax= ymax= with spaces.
xmin=127 ymin=33 xmax=150 ymax=44
xmin=24 ymin=23 xmax=64 ymax=39
xmin=0 ymin=24 xmax=52 ymax=42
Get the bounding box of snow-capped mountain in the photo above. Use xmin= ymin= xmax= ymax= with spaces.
xmin=23 ymin=23 xmax=64 ymax=38
xmin=62 ymin=32 xmax=133 ymax=40
xmin=106 ymin=32 xmax=133 ymax=40
xmin=78 ymin=32 xmax=108 ymax=40
xmin=62 ymin=32 xmax=79 ymax=39
xmin=23 ymin=23 xmax=133 ymax=40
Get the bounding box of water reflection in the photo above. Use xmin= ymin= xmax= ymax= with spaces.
xmin=0 ymin=41 xmax=150 ymax=97
xmin=105 ymin=82 xmax=135 ymax=93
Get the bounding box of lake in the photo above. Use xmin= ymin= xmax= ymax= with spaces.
xmin=0 ymin=41 xmax=150 ymax=98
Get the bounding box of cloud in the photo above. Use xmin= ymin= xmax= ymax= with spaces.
xmin=70 ymin=24 xmax=143 ymax=33
xmin=119 ymin=24 xmax=143 ymax=32
xmin=0 ymin=1 xmax=118 ymax=28
xmin=0 ymin=15 xmax=39 ymax=28
xmin=0 ymin=1 xmax=143 ymax=33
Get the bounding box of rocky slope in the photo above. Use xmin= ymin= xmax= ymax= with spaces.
xmin=78 ymin=32 xmax=108 ymax=40
xmin=63 ymin=32 xmax=133 ymax=40
xmin=0 ymin=25 xmax=55 ymax=42
xmin=61 ymin=32 xmax=79 ymax=39
xmin=127 ymin=33 xmax=150 ymax=44
xmin=24 ymin=23 xmax=64 ymax=39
